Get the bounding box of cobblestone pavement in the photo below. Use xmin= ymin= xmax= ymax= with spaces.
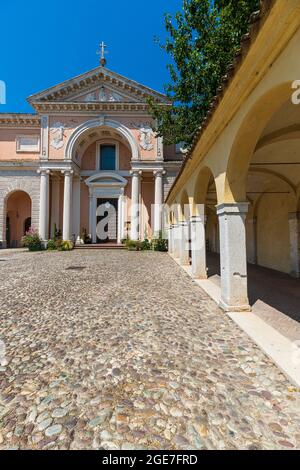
xmin=0 ymin=250 xmax=299 ymax=450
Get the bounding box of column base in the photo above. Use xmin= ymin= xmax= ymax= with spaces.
xmin=0 ymin=241 xmax=7 ymax=249
xmin=180 ymin=260 xmax=190 ymax=267
xmin=219 ymin=298 xmax=252 ymax=313
xmin=193 ymin=273 xmax=208 ymax=280
xmin=41 ymin=240 xmax=49 ymax=249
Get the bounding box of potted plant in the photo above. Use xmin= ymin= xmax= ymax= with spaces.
xmin=22 ymin=228 xmax=43 ymax=252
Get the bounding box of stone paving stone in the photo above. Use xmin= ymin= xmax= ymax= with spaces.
xmin=0 ymin=250 xmax=299 ymax=450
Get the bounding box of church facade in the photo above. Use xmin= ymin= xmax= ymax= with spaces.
xmin=0 ymin=64 xmax=182 ymax=248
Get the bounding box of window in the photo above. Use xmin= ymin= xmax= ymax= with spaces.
xmin=100 ymin=145 xmax=116 ymax=171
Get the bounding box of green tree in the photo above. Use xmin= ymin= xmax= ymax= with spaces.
xmin=150 ymin=0 xmax=260 ymax=146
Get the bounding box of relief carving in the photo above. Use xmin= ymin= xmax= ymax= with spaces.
xmin=50 ymin=122 xmax=65 ymax=150
xmin=131 ymin=122 xmax=154 ymax=151
xmin=84 ymin=87 xmax=122 ymax=103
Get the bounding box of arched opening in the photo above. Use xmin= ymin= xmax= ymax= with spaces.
xmin=225 ymin=89 xmax=300 ymax=320
xmin=63 ymin=119 xmax=144 ymax=243
xmin=193 ymin=166 xmax=219 ymax=278
xmin=5 ymin=191 xmax=32 ymax=248
xmin=180 ymin=190 xmax=190 ymax=221
xmin=225 ymin=83 xmax=293 ymax=202
xmin=66 ymin=119 xmax=140 ymax=164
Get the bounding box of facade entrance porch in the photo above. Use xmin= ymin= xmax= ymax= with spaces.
xmin=0 ymin=64 xmax=183 ymax=249
xmin=36 ymin=166 xmax=168 ymax=247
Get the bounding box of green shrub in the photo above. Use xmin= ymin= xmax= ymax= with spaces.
xmin=125 ymin=240 xmax=137 ymax=251
xmin=22 ymin=228 xmax=43 ymax=252
xmin=141 ymin=239 xmax=151 ymax=251
xmin=61 ymin=240 xmax=74 ymax=251
xmin=55 ymin=239 xmax=63 ymax=250
xmin=151 ymin=237 xmax=168 ymax=252
xmin=47 ymin=239 xmax=56 ymax=251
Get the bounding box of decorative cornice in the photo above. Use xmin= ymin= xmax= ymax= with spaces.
xmin=0 ymin=114 xmax=40 ymax=127
xmin=28 ymin=66 xmax=170 ymax=105
xmin=31 ymin=102 xmax=165 ymax=114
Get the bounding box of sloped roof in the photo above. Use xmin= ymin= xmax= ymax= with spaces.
xmin=27 ymin=66 xmax=169 ymax=105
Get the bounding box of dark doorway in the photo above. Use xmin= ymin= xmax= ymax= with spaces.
xmin=24 ymin=217 xmax=31 ymax=235
xmin=96 ymin=198 xmax=118 ymax=243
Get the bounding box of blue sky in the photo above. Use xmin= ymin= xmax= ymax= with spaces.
xmin=0 ymin=0 xmax=183 ymax=113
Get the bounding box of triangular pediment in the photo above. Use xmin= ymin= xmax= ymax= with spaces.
xmin=27 ymin=66 xmax=169 ymax=106
xmin=70 ymin=84 xmax=138 ymax=103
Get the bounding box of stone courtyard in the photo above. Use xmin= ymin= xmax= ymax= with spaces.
xmin=0 ymin=249 xmax=299 ymax=450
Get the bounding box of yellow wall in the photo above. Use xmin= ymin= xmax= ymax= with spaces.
xmin=256 ymin=194 xmax=292 ymax=273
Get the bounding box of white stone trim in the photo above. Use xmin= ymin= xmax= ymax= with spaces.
xmin=16 ymin=135 xmax=40 ymax=153
xmin=40 ymin=115 xmax=49 ymax=160
xmin=65 ymin=118 xmax=140 ymax=161
xmin=85 ymin=172 xmax=127 ymax=244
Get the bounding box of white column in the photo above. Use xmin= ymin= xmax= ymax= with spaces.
xmin=88 ymin=193 xmax=93 ymax=238
xmin=168 ymin=224 xmax=174 ymax=254
xmin=289 ymin=212 xmax=300 ymax=278
xmin=153 ymin=170 xmax=165 ymax=236
xmin=118 ymin=192 xmax=125 ymax=244
xmin=72 ymin=176 xmax=81 ymax=242
xmin=120 ymin=193 xmax=126 ymax=242
xmin=38 ymin=169 xmax=50 ymax=241
xmin=190 ymin=212 xmax=207 ymax=279
xmin=130 ymin=170 xmax=141 ymax=240
xmin=50 ymin=176 xmax=60 ymax=238
xmin=92 ymin=197 xmax=97 ymax=244
xmin=172 ymin=224 xmax=180 ymax=258
xmin=62 ymin=170 xmax=73 ymax=241
xmin=217 ymin=203 xmax=250 ymax=312
xmin=179 ymin=221 xmax=190 ymax=266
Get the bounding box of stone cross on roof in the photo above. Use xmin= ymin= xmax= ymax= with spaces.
xmin=97 ymin=41 xmax=108 ymax=67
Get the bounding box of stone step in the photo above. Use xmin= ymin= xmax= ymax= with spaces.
xmin=75 ymin=244 xmax=126 ymax=250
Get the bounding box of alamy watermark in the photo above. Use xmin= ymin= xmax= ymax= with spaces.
xmin=291 ymin=80 xmax=300 ymax=105
xmin=0 ymin=80 xmax=6 ymax=105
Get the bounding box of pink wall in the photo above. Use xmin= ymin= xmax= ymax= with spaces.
xmin=81 ymin=143 xmax=96 ymax=170
xmin=0 ymin=128 xmax=40 ymax=161
xmin=47 ymin=115 xmax=159 ymax=161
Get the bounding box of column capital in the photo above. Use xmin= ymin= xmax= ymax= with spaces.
xmin=61 ymin=169 xmax=74 ymax=177
xmin=216 ymin=202 xmax=249 ymax=216
xmin=37 ymin=169 xmax=51 ymax=176
xmin=178 ymin=220 xmax=189 ymax=227
xmin=190 ymin=215 xmax=206 ymax=224
xmin=130 ymin=170 xmax=142 ymax=177
xmin=153 ymin=169 xmax=166 ymax=177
